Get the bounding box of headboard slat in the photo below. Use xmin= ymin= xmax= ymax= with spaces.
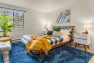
xmin=52 ymin=26 xmax=75 ymax=30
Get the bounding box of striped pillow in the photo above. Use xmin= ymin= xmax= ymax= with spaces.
xmin=49 ymin=36 xmax=63 ymax=45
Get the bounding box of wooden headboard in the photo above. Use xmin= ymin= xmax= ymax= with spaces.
xmin=52 ymin=26 xmax=75 ymax=30
xmin=52 ymin=26 xmax=75 ymax=42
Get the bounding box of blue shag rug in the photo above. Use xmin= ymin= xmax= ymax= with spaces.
xmin=0 ymin=41 xmax=93 ymax=63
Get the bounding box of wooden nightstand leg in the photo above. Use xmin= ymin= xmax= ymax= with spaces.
xmin=84 ymin=45 xmax=87 ymax=51
xmin=87 ymin=45 xmax=89 ymax=49
xmin=77 ymin=44 xmax=80 ymax=46
xmin=75 ymin=43 xmax=78 ymax=48
xmin=70 ymin=42 xmax=71 ymax=46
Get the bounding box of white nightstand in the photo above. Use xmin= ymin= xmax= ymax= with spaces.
xmin=73 ymin=33 xmax=91 ymax=51
xmin=0 ymin=41 xmax=11 ymax=63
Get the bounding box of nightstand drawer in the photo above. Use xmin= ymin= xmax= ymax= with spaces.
xmin=74 ymin=34 xmax=87 ymax=39
xmin=74 ymin=38 xmax=87 ymax=45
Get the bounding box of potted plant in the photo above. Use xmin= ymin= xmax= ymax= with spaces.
xmin=0 ymin=15 xmax=13 ymax=37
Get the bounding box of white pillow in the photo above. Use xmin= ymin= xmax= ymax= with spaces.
xmin=60 ymin=29 xmax=71 ymax=36
xmin=53 ymin=31 xmax=61 ymax=36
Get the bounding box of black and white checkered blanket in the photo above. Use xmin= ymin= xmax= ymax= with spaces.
xmin=21 ymin=34 xmax=63 ymax=46
xmin=49 ymin=36 xmax=63 ymax=45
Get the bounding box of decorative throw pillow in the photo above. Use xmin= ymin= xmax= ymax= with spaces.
xmin=53 ymin=31 xmax=62 ymax=36
xmin=47 ymin=31 xmax=53 ymax=35
xmin=60 ymin=29 xmax=71 ymax=36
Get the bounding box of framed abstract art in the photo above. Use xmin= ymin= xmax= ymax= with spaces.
xmin=57 ymin=10 xmax=71 ymax=24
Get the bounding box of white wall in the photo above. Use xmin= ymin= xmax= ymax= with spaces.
xmin=24 ymin=10 xmax=46 ymax=34
xmin=45 ymin=0 xmax=94 ymax=53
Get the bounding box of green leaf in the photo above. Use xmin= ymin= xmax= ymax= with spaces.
xmin=0 ymin=16 xmax=4 ymax=20
xmin=7 ymin=22 xmax=13 ymax=27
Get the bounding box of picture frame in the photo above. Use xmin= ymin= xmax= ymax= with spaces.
xmin=57 ymin=10 xmax=71 ymax=23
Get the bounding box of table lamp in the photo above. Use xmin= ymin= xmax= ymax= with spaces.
xmin=83 ymin=23 xmax=90 ymax=34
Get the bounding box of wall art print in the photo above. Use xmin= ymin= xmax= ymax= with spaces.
xmin=57 ymin=10 xmax=71 ymax=23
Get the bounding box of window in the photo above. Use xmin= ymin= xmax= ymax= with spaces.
xmin=0 ymin=7 xmax=25 ymax=29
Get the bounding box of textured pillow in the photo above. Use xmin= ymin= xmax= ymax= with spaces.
xmin=53 ymin=31 xmax=62 ymax=36
xmin=47 ymin=31 xmax=53 ymax=35
xmin=53 ymin=31 xmax=59 ymax=36
xmin=60 ymin=29 xmax=71 ymax=36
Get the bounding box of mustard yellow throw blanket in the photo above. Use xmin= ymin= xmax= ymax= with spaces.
xmin=26 ymin=36 xmax=52 ymax=55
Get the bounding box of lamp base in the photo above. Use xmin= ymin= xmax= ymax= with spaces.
xmin=84 ymin=30 xmax=88 ymax=34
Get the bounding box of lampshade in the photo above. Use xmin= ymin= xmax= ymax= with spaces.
xmin=83 ymin=23 xmax=90 ymax=30
xmin=83 ymin=23 xmax=91 ymax=34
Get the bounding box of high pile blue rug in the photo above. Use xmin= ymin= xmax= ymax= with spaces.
xmin=0 ymin=41 xmax=93 ymax=63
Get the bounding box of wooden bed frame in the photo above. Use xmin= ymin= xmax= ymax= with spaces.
xmin=51 ymin=26 xmax=75 ymax=49
xmin=28 ymin=26 xmax=75 ymax=54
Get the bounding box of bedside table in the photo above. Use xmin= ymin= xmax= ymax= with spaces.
xmin=73 ymin=33 xmax=90 ymax=51
xmin=0 ymin=41 xmax=11 ymax=63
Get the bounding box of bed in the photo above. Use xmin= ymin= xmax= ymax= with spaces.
xmin=21 ymin=26 xmax=75 ymax=54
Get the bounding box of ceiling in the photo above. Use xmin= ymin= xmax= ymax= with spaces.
xmin=0 ymin=0 xmax=80 ymax=12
